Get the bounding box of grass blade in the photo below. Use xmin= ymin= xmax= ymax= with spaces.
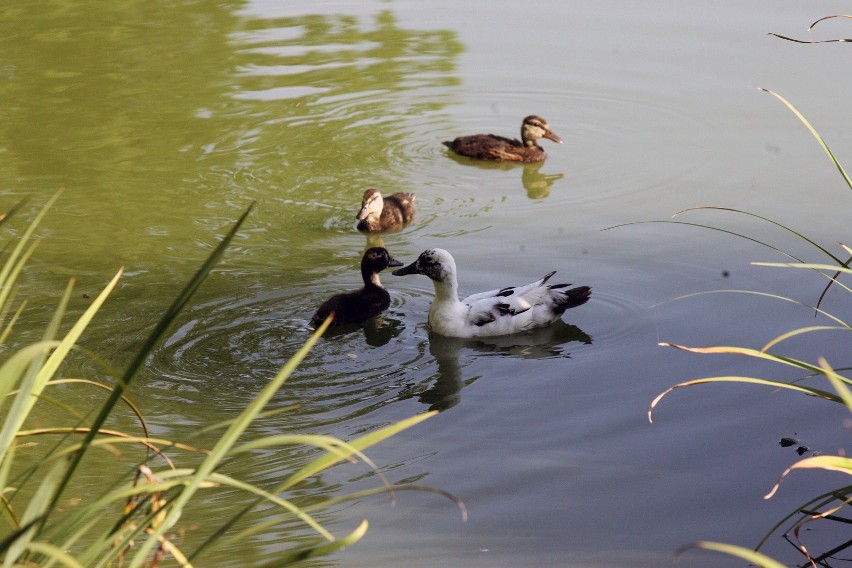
xmin=259 ymin=520 xmax=369 ymax=568
xmin=679 ymin=541 xmax=787 ymax=568
xmin=761 ymin=88 xmax=852 ymax=192
xmin=3 ymin=457 xmax=66 ymax=566
xmin=753 ymin=261 xmax=852 ymax=274
xmin=660 ymin=342 xmax=835 ymax=376
xmin=49 ymin=203 xmax=254 ymax=536
xmin=605 ymin=219 xmax=810 ymax=263
xmin=0 ymin=300 xmax=28 ymax=347
xmin=204 ymin=472 xmax=334 ymax=541
xmin=0 ymin=191 xmax=60 ymax=296
xmin=278 ymin=410 xmax=438 ymax=493
xmin=0 ymin=442 xmax=18 ymax=529
xmin=0 ymin=240 xmax=40 ymax=323
xmin=675 ymin=205 xmax=844 ymax=264
xmin=658 ymin=289 xmax=849 ymax=326
xmin=128 ymin=308 xmax=329 ymax=566
xmin=191 ymin=404 xmax=438 ymax=561
xmin=761 ymin=326 xmax=850 ymax=352
xmin=15 ymin=541 xmax=83 ymax=568
xmin=765 ymin=456 xmax=852 ymax=499
xmin=817 ymin=357 xmax=852 ymax=414
xmin=649 ymin=376 xmax=842 ymax=423
xmin=302 ymin=483 xmax=468 ymax=522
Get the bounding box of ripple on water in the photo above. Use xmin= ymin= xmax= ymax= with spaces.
xmin=144 ymin=274 xmax=611 ymax=426
xmin=576 ymin=289 xmax=651 ymax=346
xmin=145 ymin=285 xmax=436 ymax=429
xmin=406 ymin=87 xmax=712 ymax=209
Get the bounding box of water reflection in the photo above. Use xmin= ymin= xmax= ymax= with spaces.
xmin=442 ymin=152 xmax=565 ymax=199
xmin=413 ymin=322 xmax=592 ymax=411
xmin=319 ymin=312 xmax=405 ymax=348
xmin=228 ymin=9 xmax=464 ymax=202
xmin=520 ymin=163 xmax=565 ymax=199
xmin=0 ymin=1 xmax=464 ymax=276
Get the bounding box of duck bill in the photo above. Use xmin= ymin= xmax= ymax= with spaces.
xmin=543 ymin=129 xmax=563 ymax=144
xmin=387 ymin=256 xmax=404 ymax=268
xmin=392 ymin=259 xmax=421 ymax=276
xmin=355 ymin=204 xmax=369 ymax=220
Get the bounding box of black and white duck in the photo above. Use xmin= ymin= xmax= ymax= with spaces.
xmin=312 ymin=247 xmax=403 ymax=327
xmin=356 ymin=188 xmax=416 ymax=233
xmin=392 ymin=248 xmax=590 ymax=337
xmin=442 ymin=115 xmax=563 ymax=163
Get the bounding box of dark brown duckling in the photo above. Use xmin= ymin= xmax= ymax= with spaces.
xmin=356 ymin=188 xmax=416 ymax=233
xmin=311 ymin=247 xmax=403 ymax=327
xmin=442 ymin=115 xmax=563 ymax=163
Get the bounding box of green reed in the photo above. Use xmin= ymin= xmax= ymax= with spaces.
xmin=650 ymin=91 xmax=852 ymax=566
xmin=0 ymin=195 xmax=461 ymax=567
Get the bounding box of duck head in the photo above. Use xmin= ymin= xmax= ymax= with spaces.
xmin=521 ymin=115 xmax=563 ymax=147
xmin=363 ymin=246 xmax=403 ymax=272
xmin=356 ymin=188 xmax=384 ymax=221
xmin=392 ymin=248 xmax=456 ymax=283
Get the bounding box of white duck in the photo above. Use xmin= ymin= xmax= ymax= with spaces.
xmin=392 ymin=248 xmax=591 ymax=337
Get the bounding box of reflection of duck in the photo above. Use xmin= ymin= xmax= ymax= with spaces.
xmin=442 ymin=115 xmax=563 ymax=163
xmin=419 ymin=322 xmax=592 ymax=411
xmin=442 ymin=153 xmax=565 ymax=199
xmin=393 ymin=248 xmax=591 ymax=337
xmin=312 ymin=247 xmax=403 ymax=327
xmin=460 ymin=320 xmax=592 ymax=357
xmin=356 ymin=188 xmax=416 ymax=233
xmin=522 ymin=162 xmax=564 ymax=199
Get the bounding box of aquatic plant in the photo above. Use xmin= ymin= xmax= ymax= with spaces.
xmin=770 ymin=14 xmax=852 ymax=44
xmin=0 ymin=195 xmax=462 ymax=567
xmin=649 ymin=91 xmax=852 ymax=565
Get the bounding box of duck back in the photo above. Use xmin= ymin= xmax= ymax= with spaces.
xmin=443 ymin=134 xmax=545 ymax=162
xmin=357 ymin=192 xmax=416 ymax=232
xmin=311 ymin=286 xmax=391 ymax=327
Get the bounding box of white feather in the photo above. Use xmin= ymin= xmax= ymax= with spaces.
xmin=393 ymin=249 xmax=590 ymax=338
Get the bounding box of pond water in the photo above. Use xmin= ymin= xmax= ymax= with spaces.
xmin=2 ymin=0 xmax=852 ymax=566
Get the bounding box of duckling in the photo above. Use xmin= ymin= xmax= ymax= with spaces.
xmin=392 ymin=248 xmax=590 ymax=338
xmin=356 ymin=188 xmax=416 ymax=233
xmin=442 ymin=115 xmax=563 ymax=163
xmin=312 ymin=247 xmax=403 ymax=327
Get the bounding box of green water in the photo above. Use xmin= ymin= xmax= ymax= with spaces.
xmin=1 ymin=1 xmax=460 ymax=273
xmin=1 ymin=1 xmax=466 ymax=562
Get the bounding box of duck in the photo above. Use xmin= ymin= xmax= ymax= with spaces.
xmin=312 ymin=247 xmax=403 ymax=327
xmin=442 ymin=115 xmax=563 ymax=163
xmin=392 ymin=248 xmax=590 ymax=337
xmin=356 ymin=188 xmax=416 ymax=233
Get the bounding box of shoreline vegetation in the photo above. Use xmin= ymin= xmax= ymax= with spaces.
xmin=0 ymin=195 xmax=463 ymax=567
xmin=651 ymin=88 xmax=852 ymax=566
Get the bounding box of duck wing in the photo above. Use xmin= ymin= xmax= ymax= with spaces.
xmin=461 ymin=271 xmax=554 ymax=307
xmin=312 ymin=286 xmax=391 ymax=327
xmin=382 ymin=193 xmax=416 ymax=225
xmin=460 ymin=272 xmax=590 ymax=335
xmin=443 ymin=134 xmax=526 ymax=161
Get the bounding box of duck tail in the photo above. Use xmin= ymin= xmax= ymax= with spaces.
xmin=311 ymin=308 xmax=336 ymax=327
xmin=557 ymin=286 xmax=591 ymax=311
xmin=540 ymin=271 xmax=557 ymax=285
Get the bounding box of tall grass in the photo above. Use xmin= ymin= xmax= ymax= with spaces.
xmin=650 ymin=91 xmax=852 ymax=566
xmin=0 ymin=195 xmax=462 ymax=567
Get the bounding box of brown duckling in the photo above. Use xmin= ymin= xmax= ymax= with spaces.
xmin=356 ymin=188 xmax=416 ymax=233
xmin=311 ymin=247 xmax=403 ymax=327
xmin=442 ymin=115 xmax=563 ymax=163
